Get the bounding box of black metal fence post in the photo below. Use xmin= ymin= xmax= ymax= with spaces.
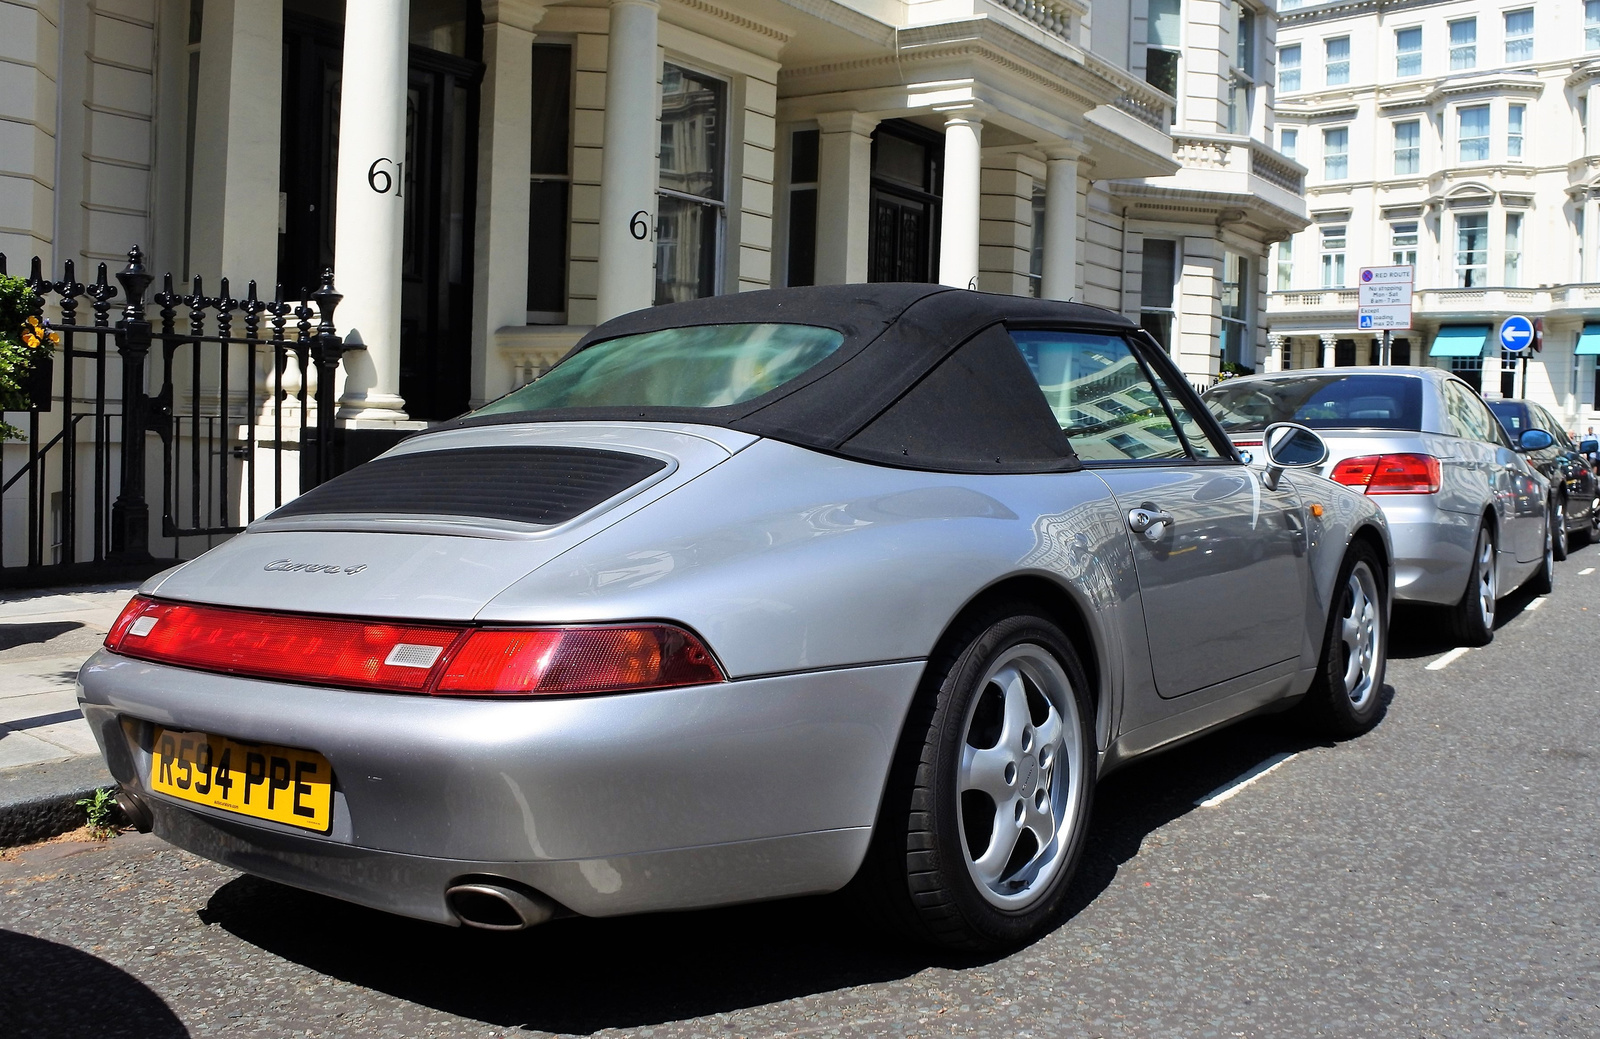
xmin=308 ymin=268 xmax=346 ymax=489
xmin=110 ymin=247 xmax=154 ymax=563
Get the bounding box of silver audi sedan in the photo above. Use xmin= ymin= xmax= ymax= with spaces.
xmin=1203 ymin=367 xmax=1553 ymax=646
xmin=81 ymin=286 xmax=1390 ymax=952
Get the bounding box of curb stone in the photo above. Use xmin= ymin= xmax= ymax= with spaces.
xmin=0 ymin=754 xmax=117 ymax=847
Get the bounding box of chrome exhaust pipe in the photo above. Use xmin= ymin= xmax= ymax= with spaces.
xmin=115 ymin=788 xmax=153 ymax=833
xmin=445 ymin=879 xmax=558 ymax=931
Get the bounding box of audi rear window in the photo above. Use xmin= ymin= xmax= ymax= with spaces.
xmin=1203 ymin=373 xmax=1423 ymax=433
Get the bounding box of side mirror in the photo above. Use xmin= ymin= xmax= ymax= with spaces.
xmin=1259 ymin=422 xmax=1329 ymax=489
xmin=1580 ymin=438 xmax=1599 ymax=455
xmin=1517 ymin=428 xmax=1555 ymax=452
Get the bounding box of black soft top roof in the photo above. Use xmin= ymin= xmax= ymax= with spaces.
xmin=440 ymin=284 xmax=1140 ymax=474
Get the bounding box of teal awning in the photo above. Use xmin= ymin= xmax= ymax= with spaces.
xmin=1429 ymin=325 xmax=1490 ymax=358
xmin=1576 ymin=323 xmax=1600 ymax=356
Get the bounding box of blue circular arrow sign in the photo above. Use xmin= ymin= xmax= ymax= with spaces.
xmin=1500 ymin=315 xmax=1535 ymax=352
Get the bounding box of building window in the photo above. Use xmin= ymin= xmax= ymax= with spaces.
xmin=1278 ymin=44 xmax=1301 ymax=92
xmin=1451 ymin=356 xmax=1483 ymax=393
xmin=1028 ymin=183 xmax=1046 ymax=298
xmin=785 ymin=129 xmax=819 ymax=287
xmin=1321 ymin=225 xmax=1347 ymax=287
xmin=1393 ymin=120 xmax=1420 ymax=175
xmin=1498 ymin=350 xmax=1519 ymax=398
xmin=1325 ymin=36 xmax=1350 ymax=86
xmin=1504 ymin=9 xmax=1533 ymax=63
xmin=1221 ymin=252 xmax=1251 ymax=369
xmin=1391 ymin=222 xmax=1418 ymax=267
xmin=527 ymin=43 xmax=573 ymax=323
xmin=1147 ymin=0 xmax=1181 ymax=101
xmin=1455 ymin=212 xmax=1488 ymax=287
xmin=1589 ymin=1 xmax=1600 ymax=52
xmin=1275 ymin=239 xmax=1293 ymax=290
xmin=1140 ymin=238 xmax=1178 ymax=349
xmin=1580 ymin=207 xmax=1587 ymax=281
xmin=1508 ymin=104 xmax=1525 ymax=160
xmin=1458 ymin=105 xmax=1490 ymax=163
xmin=1505 ymin=212 xmax=1523 ymax=285
xmin=656 ymin=63 xmax=727 ymax=306
xmin=1323 ymin=126 xmax=1349 ymax=180
xmin=1280 ymin=127 xmax=1297 ymax=159
xmin=1395 ymin=27 xmax=1422 ymax=77
xmin=1449 ymin=19 xmax=1476 ymax=70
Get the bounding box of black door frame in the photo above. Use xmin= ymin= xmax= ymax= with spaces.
xmin=868 ymin=119 xmax=944 ymax=284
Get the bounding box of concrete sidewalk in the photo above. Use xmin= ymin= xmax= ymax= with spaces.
xmin=0 ymin=582 xmax=140 ymax=843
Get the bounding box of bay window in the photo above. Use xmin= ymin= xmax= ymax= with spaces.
xmin=1454 ymin=213 xmax=1488 ymax=287
xmin=1458 ymin=105 xmax=1489 ymax=163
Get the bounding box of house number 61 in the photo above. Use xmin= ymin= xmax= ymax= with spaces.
xmin=368 ymin=158 xmax=403 ymax=197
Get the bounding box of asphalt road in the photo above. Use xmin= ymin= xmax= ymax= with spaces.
xmin=3 ymin=544 xmax=1597 ymax=1039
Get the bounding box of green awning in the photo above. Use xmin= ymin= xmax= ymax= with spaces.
xmin=1576 ymin=323 xmax=1600 ymax=355
xmin=1429 ymin=325 xmax=1490 ymax=358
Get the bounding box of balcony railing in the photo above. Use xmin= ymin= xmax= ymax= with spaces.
xmin=989 ymin=0 xmax=1077 ymax=38
xmin=1270 ymin=284 xmax=1600 ymax=315
xmin=1170 ymin=133 xmax=1306 ymax=196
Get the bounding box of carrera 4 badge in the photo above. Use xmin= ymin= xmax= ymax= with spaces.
xmin=263 ymin=559 xmax=367 ymax=575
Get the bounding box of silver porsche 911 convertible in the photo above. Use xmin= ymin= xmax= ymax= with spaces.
xmin=80 ymin=284 xmax=1391 ymax=951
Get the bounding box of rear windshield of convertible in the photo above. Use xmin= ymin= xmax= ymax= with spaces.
xmin=1204 ymin=373 xmax=1423 ymax=432
xmin=473 ymin=323 xmax=845 ymax=414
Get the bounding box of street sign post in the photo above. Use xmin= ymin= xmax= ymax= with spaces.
xmin=1358 ymin=265 xmax=1414 ymax=364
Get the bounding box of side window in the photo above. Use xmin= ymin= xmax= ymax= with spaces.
xmin=1536 ymin=406 xmax=1573 ymax=447
xmin=1141 ymin=363 xmax=1226 ymax=459
xmin=1011 ymin=330 xmax=1188 ymax=462
xmin=1443 ymin=381 xmax=1487 ymax=441
xmin=1451 ymin=384 xmax=1506 ymax=446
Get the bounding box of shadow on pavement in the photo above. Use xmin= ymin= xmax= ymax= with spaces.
xmin=1388 ymin=576 xmax=1548 ymax=661
xmin=0 ymin=929 xmax=188 ymax=1038
xmin=0 ymin=621 xmax=83 ymax=653
xmin=204 ymin=705 xmax=1383 ymax=1035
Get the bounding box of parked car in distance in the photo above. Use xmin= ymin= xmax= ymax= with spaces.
xmin=80 ymin=285 xmax=1392 ymax=954
xmin=1203 ymin=367 xmax=1553 ymax=646
xmin=1487 ymin=398 xmax=1600 ymax=557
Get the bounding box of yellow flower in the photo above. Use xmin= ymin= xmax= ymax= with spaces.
xmin=22 ymin=333 xmax=39 ymax=349
xmin=47 ymin=331 xmax=59 ymax=345
xmin=25 ymin=316 xmax=40 ymax=329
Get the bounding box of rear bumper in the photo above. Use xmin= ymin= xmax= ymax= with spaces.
xmin=1376 ymin=500 xmax=1476 ymax=606
xmin=78 ymin=652 xmax=922 ymax=922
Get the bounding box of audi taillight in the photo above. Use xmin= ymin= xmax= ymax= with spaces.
xmin=1329 ymin=453 xmax=1441 ymax=495
xmin=104 ymin=596 xmax=723 ymax=697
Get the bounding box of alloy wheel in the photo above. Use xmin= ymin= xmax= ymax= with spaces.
xmin=956 ymin=644 xmax=1086 ymax=911
xmin=1475 ymin=532 xmax=1496 ymax=632
xmin=1338 ymin=561 xmax=1382 ymax=711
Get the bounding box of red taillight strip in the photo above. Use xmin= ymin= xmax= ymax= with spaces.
xmin=104 ymin=596 xmax=724 ymax=698
xmin=1329 ymin=453 xmax=1441 ymax=495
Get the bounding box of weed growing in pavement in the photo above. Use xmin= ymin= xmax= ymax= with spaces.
xmin=75 ymin=788 xmax=119 ymax=839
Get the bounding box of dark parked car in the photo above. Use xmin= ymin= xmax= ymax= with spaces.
xmin=1487 ymin=399 xmax=1600 ymax=558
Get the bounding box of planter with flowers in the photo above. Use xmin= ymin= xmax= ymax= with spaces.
xmin=0 ymin=274 xmax=56 ymax=440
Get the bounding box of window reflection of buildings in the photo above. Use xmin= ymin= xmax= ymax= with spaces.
xmin=657 ymin=65 xmax=725 ymax=305
xmin=1044 ymin=353 xmax=1182 ymax=459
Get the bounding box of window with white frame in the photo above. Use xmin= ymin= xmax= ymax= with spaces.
xmin=1449 ymin=19 xmax=1476 ymax=70
xmin=1323 ymin=126 xmax=1349 ymax=180
xmin=1140 ymin=238 xmax=1179 ymax=349
xmin=1458 ymin=105 xmax=1490 ymax=163
xmin=1395 ymin=27 xmax=1422 ymax=77
xmin=1393 ymin=120 xmax=1420 ymax=175
xmin=1589 ymin=1 xmax=1600 ymax=52
xmin=1504 ymin=9 xmax=1533 ymax=63
xmin=1391 ymin=222 xmax=1418 ymax=266
xmin=1280 ymin=127 xmax=1298 ymax=159
xmin=1221 ymin=251 xmax=1251 ymax=369
xmin=1455 ymin=212 xmax=1488 ymax=287
xmin=1505 ymin=212 xmax=1523 ymax=285
xmin=1028 ymin=184 xmax=1046 ymax=298
xmin=1325 ymin=36 xmax=1350 ymax=86
xmin=1229 ymin=2 xmax=1255 ymax=136
xmin=1321 ymin=225 xmax=1347 ymax=287
xmin=1275 ymin=239 xmax=1293 ymax=290
xmin=1508 ymin=104 xmax=1525 ymax=160
xmin=527 ymin=43 xmax=573 ymax=323
xmin=1278 ymin=44 xmax=1301 ymax=92
xmin=785 ymin=128 xmax=819 ymax=286
xmin=655 ymin=63 xmax=727 ymax=305
xmin=1147 ymin=0 xmax=1182 ymax=101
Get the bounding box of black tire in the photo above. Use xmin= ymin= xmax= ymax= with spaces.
xmin=1448 ymin=523 xmax=1497 ymax=647
xmin=1552 ymin=497 xmax=1570 ymax=561
xmin=862 ymin=604 xmax=1095 ymax=952
xmin=1301 ymin=543 xmax=1387 ymax=738
xmin=1529 ymin=504 xmax=1555 ymax=597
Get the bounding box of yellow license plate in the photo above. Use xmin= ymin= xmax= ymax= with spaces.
xmin=149 ymin=727 xmax=334 ymax=833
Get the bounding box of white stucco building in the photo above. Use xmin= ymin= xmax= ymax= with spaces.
xmin=1269 ymin=0 xmax=1600 ymax=426
xmin=0 ymin=0 xmax=1307 ymax=565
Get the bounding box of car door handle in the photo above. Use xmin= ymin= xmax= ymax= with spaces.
xmin=1127 ymin=507 xmax=1174 ymax=537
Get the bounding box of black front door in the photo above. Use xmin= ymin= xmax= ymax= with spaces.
xmin=278 ymin=12 xmax=482 ymax=422
xmin=867 ymin=121 xmax=942 ymax=284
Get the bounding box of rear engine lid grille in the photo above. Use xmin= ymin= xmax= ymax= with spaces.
xmin=268 ymin=446 xmax=668 ymax=528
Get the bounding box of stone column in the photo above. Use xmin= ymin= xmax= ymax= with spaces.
xmin=595 ymin=0 xmax=660 ymax=322
xmin=1320 ymin=332 xmax=1338 ymax=368
xmin=333 ymin=0 xmax=411 ymax=421
xmin=1265 ymin=333 xmax=1285 ymax=372
xmin=1586 ymin=192 xmax=1600 ymax=283
xmin=1040 ymin=145 xmax=1083 ymax=301
xmin=815 ymin=111 xmax=877 ymax=285
xmin=939 ymin=109 xmax=983 ymax=289
xmin=187 ymin=0 xmax=282 ymax=291
xmin=471 ymin=0 xmax=548 ymax=407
